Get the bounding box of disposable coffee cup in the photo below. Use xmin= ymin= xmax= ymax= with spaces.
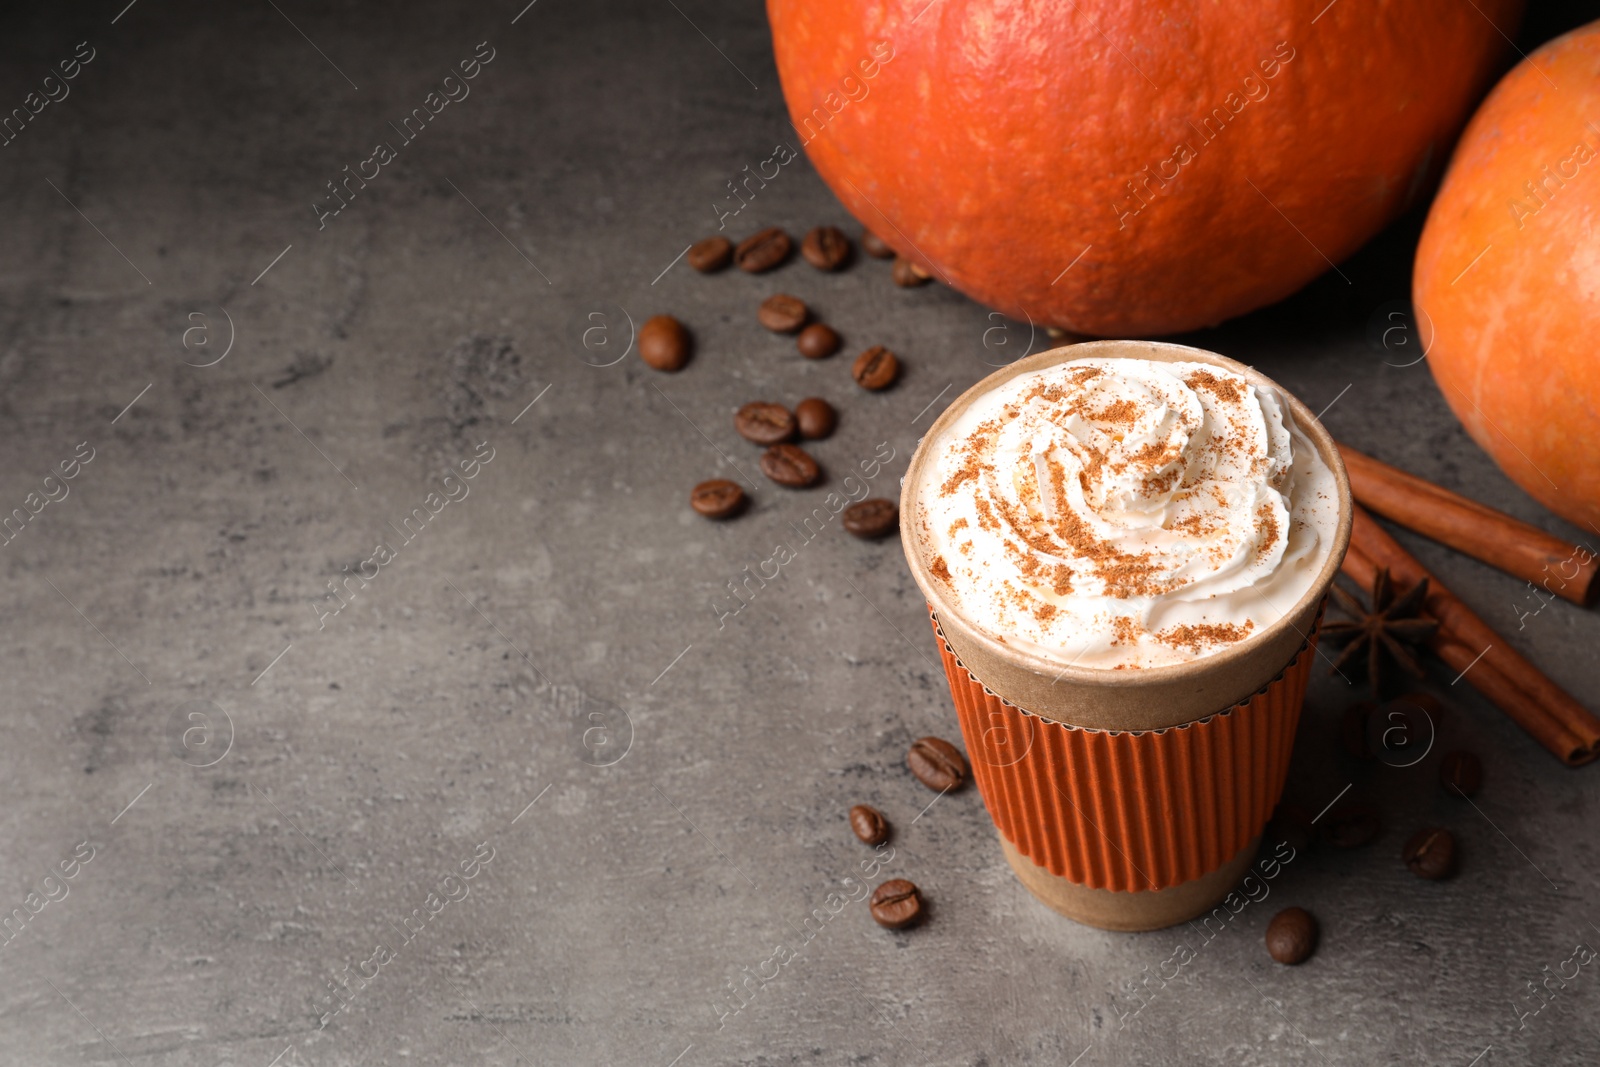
xmin=900 ymin=340 xmax=1352 ymax=931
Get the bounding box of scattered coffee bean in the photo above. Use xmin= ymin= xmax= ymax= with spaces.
xmin=843 ymin=498 xmax=898 ymax=539
xmin=892 ymin=255 xmax=931 ymax=287
xmin=802 ymin=225 xmax=851 ymax=270
xmin=1266 ymin=803 xmax=1316 ymax=855
xmin=908 ymin=736 xmax=967 ymax=791
xmin=861 ymin=228 xmax=894 ymax=259
xmin=1321 ymin=805 xmax=1381 ymax=849
xmin=639 ymin=315 xmax=691 ymax=371
xmin=736 ymin=227 xmax=792 ymax=272
xmin=689 ymin=479 xmax=745 ymax=519
xmin=735 ymin=401 xmax=796 ymax=446
xmin=796 ymin=323 xmax=841 ymax=359
xmin=760 ymin=443 xmax=819 ymax=488
xmin=869 ymin=879 xmax=924 ymax=929
xmin=1265 ymin=907 xmax=1318 ymax=965
xmin=1402 ymin=827 xmax=1457 ymax=880
xmin=1440 ymin=750 xmax=1483 ymax=797
xmin=794 ymin=397 xmax=837 ymax=439
xmin=758 ymin=293 xmax=808 ymax=333
xmin=849 ymin=804 xmax=889 ymax=846
xmin=687 ymin=236 xmax=733 ymax=272
xmin=852 ymin=346 xmax=900 ymax=391
xmin=1341 ymin=700 xmax=1375 ymax=759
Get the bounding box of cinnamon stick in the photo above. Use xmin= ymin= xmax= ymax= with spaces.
xmin=1338 ymin=442 xmax=1599 ymax=607
xmin=1348 ymin=543 xmax=1590 ymax=762
xmin=1340 ymin=506 xmax=1600 ymax=766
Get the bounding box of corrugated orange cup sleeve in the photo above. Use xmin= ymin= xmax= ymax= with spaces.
xmin=931 ymin=609 xmax=1317 ymax=893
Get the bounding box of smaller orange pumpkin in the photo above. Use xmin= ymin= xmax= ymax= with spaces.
xmin=1415 ymin=21 xmax=1600 ymax=530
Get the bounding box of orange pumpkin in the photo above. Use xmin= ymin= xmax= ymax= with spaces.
xmin=768 ymin=0 xmax=1521 ymax=336
xmin=1415 ymin=21 xmax=1600 ymax=531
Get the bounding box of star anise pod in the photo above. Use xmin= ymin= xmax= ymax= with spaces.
xmin=1322 ymin=567 xmax=1438 ymax=697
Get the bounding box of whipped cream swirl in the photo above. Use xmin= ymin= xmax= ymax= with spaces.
xmin=913 ymin=357 xmax=1338 ymax=669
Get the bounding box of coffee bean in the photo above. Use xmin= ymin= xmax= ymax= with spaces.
xmin=794 ymin=397 xmax=837 ymax=440
xmin=1402 ymin=827 xmax=1457 ymax=880
xmin=1341 ymin=700 xmax=1375 ymax=759
xmin=843 ymin=498 xmax=898 ymax=539
xmin=1440 ymin=750 xmax=1482 ymax=797
xmin=849 ymin=804 xmax=889 ymax=846
xmin=861 ymin=228 xmax=894 ymax=259
xmin=892 ymin=255 xmax=931 ymax=287
xmin=734 ymin=402 xmax=796 ymax=446
xmin=690 ymin=479 xmax=745 ymax=519
xmin=687 ymin=236 xmax=733 ymax=272
xmin=908 ymin=736 xmax=967 ymax=791
xmin=639 ymin=315 xmax=691 ymax=371
xmin=802 ymin=225 xmax=851 ymax=270
xmin=758 ymin=293 xmax=808 ymax=333
xmin=869 ymin=879 xmax=923 ymax=929
xmin=1265 ymin=907 xmax=1318 ymax=965
xmin=760 ymin=443 xmax=819 ymax=488
xmin=1321 ymin=804 xmax=1381 ymax=848
xmin=736 ymin=227 xmax=792 ymax=272
xmin=796 ymin=323 xmax=840 ymax=359
xmin=852 ymin=346 xmax=900 ymax=390
xmin=1266 ymin=802 xmax=1315 ymax=855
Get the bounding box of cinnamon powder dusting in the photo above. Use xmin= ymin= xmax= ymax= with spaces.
xmin=1255 ymin=503 xmax=1280 ymax=564
xmin=1050 ymin=564 xmax=1074 ymax=596
xmin=1156 ymin=620 xmax=1255 ymax=654
xmin=939 ymin=418 xmax=1001 ymax=497
xmin=1087 ymin=399 xmax=1139 ymax=426
xmin=1185 ymin=368 xmax=1245 ymax=402
xmin=1111 ymin=616 xmax=1142 ymax=646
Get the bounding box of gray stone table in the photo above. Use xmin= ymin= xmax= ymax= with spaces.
xmin=2 ymin=1 xmax=1597 ymax=1064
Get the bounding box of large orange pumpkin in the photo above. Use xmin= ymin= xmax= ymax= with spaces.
xmin=768 ymin=0 xmax=1521 ymax=336
xmin=1415 ymin=22 xmax=1600 ymax=531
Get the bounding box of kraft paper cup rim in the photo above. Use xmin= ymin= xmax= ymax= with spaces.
xmin=900 ymin=339 xmax=1353 ymax=702
xmin=928 ymin=606 xmax=1318 ymax=737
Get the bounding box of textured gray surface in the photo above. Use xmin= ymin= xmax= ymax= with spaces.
xmin=2 ymin=2 xmax=1598 ymax=1064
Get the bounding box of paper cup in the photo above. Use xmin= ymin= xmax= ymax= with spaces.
xmin=900 ymin=340 xmax=1352 ymax=931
